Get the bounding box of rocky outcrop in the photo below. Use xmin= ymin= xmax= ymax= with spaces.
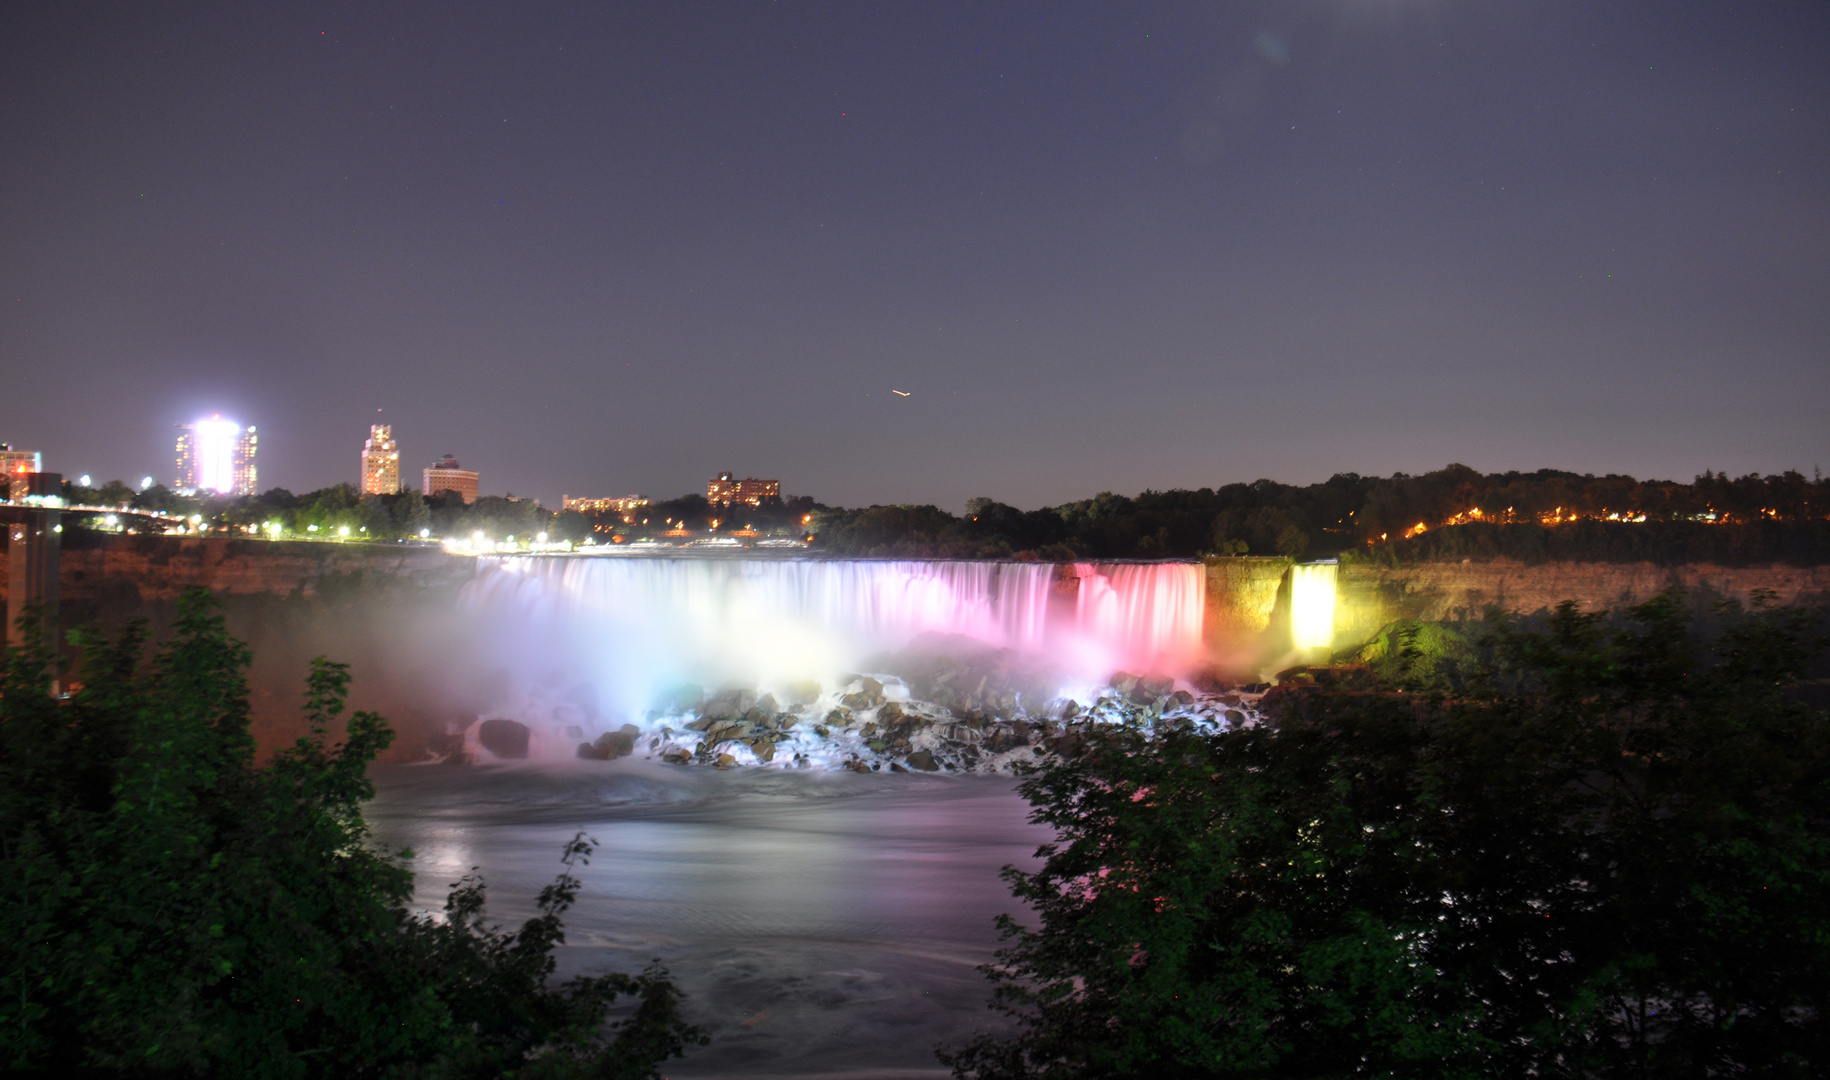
xmin=478 ymin=718 xmax=530 ymax=759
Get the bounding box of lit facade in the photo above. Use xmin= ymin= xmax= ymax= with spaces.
xmin=360 ymin=424 xmax=401 ymax=495
xmin=707 ymin=471 xmax=780 ymax=507
xmin=562 ymin=494 xmax=652 ymax=515
xmin=175 ymin=416 xmax=257 ymax=495
xmin=423 ymin=454 xmax=479 ymax=504
xmin=1 ymin=444 xmax=41 ymax=501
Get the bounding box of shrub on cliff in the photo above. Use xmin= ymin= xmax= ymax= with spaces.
xmin=0 ymin=589 xmax=704 ymax=1078
xmin=944 ymin=592 xmax=1829 ymax=1078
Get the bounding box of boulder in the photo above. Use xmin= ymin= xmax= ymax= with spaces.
xmin=752 ymin=692 xmax=778 ymax=716
xmin=599 ymin=726 xmax=638 ymax=758
xmin=478 ymin=718 xmax=530 ymax=759
xmin=1139 ymin=673 xmax=1177 ymax=698
xmin=906 ymin=749 xmax=940 ymax=772
xmin=701 ymin=687 xmax=756 ymax=722
xmin=661 ymin=746 xmax=692 ymax=765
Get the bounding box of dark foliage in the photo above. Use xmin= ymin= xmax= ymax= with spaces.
xmin=809 ymin=466 xmax=1830 ymax=564
xmin=945 ymin=592 xmax=1829 ymax=1078
xmin=0 ymin=589 xmax=704 ymax=1078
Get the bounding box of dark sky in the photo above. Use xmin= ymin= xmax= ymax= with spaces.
xmin=3 ymin=2 xmax=1825 ymax=509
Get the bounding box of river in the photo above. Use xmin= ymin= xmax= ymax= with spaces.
xmin=366 ymin=761 xmax=1055 ymax=1079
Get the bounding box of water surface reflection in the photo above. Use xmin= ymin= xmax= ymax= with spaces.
xmin=366 ymin=762 xmax=1052 ymax=1079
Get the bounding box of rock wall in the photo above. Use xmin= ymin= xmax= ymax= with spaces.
xmin=18 ymin=533 xmax=476 ymax=608
xmin=1334 ymin=559 xmax=1830 ymax=646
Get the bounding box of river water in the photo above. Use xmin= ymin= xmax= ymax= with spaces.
xmin=366 ymin=761 xmax=1054 ymax=1079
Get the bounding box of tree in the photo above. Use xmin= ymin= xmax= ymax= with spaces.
xmin=393 ymin=487 xmax=433 ymax=538
xmin=944 ymin=592 xmax=1829 ymax=1078
xmin=1 ymin=590 xmax=704 ymax=1077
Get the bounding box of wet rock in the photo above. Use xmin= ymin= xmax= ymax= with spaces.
xmin=783 ymin=679 xmax=822 ymax=705
xmin=1139 ymin=673 xmax=1176 ymax=698
xmin=1110 ymin=671 xmax=1139 ymax=699
xmin=594 ymin=726 xmax=638 ymax=758
xmin=478 ymin=718 xmax=530 ymax=759
xmin=889 ymin=762 xmax=908 ymax=773
xmin=744 ymin=707 xmax=776 ymax=729
xmin=825 ymin=707 xmax=853 ymax=728
xmin=877 ymin=701 xmax=905 ymax=726
xmin=715 ymin=753 xmax=737 ymax=769
xmin=702 ymin=687 xmax=756 ymax=723
xmin=813 ymin=724 xmax=831 ymax=738
xmin=575 ymin=742 xmax=598 ymax=759
xmin=1225 ymin=709 xmax=1246 ymax=727
xmin=750 ymin=739 xmax=776 ymax=763
xmin=662 ymin=747 xmax=692 ymax=765
xmin=906 ymin=749 xmax=940 ymax=772
xmin=775 ymin=713 xmax=797 ymax=730
xmin=1171 ymin=689 xmax=1195 ymax=706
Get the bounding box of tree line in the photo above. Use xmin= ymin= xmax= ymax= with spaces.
xmin=60 ymin=465 xmax=1830 ymax=564
xmin=811 ymin=465 xmax=1830 ymax=564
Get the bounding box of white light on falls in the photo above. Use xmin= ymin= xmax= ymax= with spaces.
xmin=1291 ymin=561 xmax=1338 ymax=653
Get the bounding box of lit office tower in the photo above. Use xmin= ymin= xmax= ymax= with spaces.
xmin=175 ymin=416 xmax=258 ymax=495
xmin=360 ymin=424 xmax=400 ymax=495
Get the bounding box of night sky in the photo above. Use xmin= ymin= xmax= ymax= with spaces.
xmin=3 ymin=2 xmax=1825 ymax=509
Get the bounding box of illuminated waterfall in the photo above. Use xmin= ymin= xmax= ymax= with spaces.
xmin=1290 ymin=560 xmax=1339 ymax=654
xmin=462 ymin=556 xmax=1205 ymax=728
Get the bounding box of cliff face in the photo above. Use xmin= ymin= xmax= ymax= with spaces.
xmin=37 ymin=534 xmax=475 ymax=607
xmin=1199 ymin=554 xmax=1829 ymax=662
xmin=1335 ymin=559 xmax=1830 ymax=644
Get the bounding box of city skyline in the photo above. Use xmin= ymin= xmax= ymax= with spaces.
xmin=2 ymin=3 xmax=1825 ymax=509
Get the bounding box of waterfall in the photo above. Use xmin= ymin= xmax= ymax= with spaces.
xmin=460 ymin=555 xmax=1205 ymax=731
xmin=1290 ymin=560 xmax=1339 ymax=653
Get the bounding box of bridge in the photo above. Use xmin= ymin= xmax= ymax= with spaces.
xmin=2 ymin=481 xmax=178 ymax=649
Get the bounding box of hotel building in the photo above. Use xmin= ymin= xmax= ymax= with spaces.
xmin=1 ymin=444 xmax=41 ymax=501
xmin=562 ymin=494 xmax=652 ymax=515
xmin=175 ymin=417 xmax=258 ymax=495
xmin=707 ymin=471 xmax=780 ymax=508
xmin=423 ymin=454 xmax=479 ymax=504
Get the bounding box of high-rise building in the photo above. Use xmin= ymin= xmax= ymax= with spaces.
xmin=707 ymin=471 xmax=780 ymax=507
xmin=423 ymin=454 xmax=479 ymax=504
xmin=0 ymin=444 xmax=41 ymax=501
xmin=175 ymin=416 xmax=258 ymax=495
xmin=360 ymin=424 xmax=401 ymax=495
